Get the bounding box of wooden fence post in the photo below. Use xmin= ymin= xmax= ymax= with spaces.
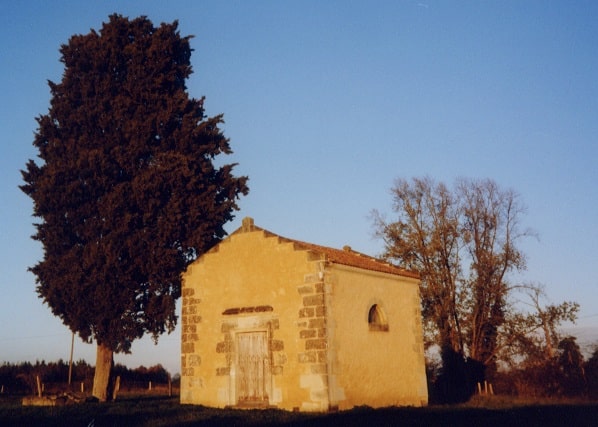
xmin=36 ymin=376 xmax=42 ymax=397
xmin=112 ymin=376 xmax=121 ymax=401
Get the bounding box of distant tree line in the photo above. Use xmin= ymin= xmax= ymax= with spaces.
xmin=424 ymin=336 xmax=598 ymax=401
xmin=491 ymin=338 xmax=598 ymax=400
xmin=0 ymin=360 xmax=175 ymax=395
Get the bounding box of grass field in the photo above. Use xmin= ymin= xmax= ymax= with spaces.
xmin=1 ymin=394 xmax=597 ymax=427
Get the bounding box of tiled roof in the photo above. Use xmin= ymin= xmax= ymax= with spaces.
xmin=290 ymin=240 xmax=420 ymax=279
xmin=234 ymin=217 xmax=419 ymax=279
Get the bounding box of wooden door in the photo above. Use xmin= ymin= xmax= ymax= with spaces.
xmin=236 ymin=331 xmax=270 ymax=405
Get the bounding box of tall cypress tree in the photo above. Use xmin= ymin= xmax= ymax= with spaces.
xmin=21 ymin=14 xmax=248 ymax=400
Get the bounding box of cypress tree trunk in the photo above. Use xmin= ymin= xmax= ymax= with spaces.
xmin=92 ymin=342 xmax=114 ymax=402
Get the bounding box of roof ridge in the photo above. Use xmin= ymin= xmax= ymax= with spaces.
xmin=281 ymin=237 xmax=418 ymax=279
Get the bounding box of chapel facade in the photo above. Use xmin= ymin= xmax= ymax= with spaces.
xmin=180 ymin=217 xmax=428 ymax=411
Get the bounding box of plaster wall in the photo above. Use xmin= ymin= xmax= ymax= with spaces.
xmin=326 ymin=264 xmax=428 ymax=409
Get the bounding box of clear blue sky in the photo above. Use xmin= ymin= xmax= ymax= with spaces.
xmin=1 ymin=1 xmax=597 ymax=375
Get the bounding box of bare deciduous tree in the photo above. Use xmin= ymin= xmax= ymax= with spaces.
xmin=373 ymin=177 xmax=463 ymax=356
xmin=497 ymin=283 xmax=579 ymax=368
xmin=374 ymin=177 xmax=576 ymax=390
xmin=459 ymin=179 xmax=531 ymax=373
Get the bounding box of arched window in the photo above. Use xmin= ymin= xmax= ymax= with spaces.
xmin=368 ymin=304 xmax=389 ymax=332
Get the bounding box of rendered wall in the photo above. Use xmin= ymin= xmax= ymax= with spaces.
xmin=326 ymin=264 xmax=428 ymax=409
xmin=180 ymin=229 xmax=331 ymax=411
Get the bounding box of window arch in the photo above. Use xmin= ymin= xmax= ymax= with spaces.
xmin=368 ymin=304 xmax=389 ymax=332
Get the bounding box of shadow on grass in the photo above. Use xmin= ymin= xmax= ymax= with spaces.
xmin=1 ymin=395 xmax=598 ymax=427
